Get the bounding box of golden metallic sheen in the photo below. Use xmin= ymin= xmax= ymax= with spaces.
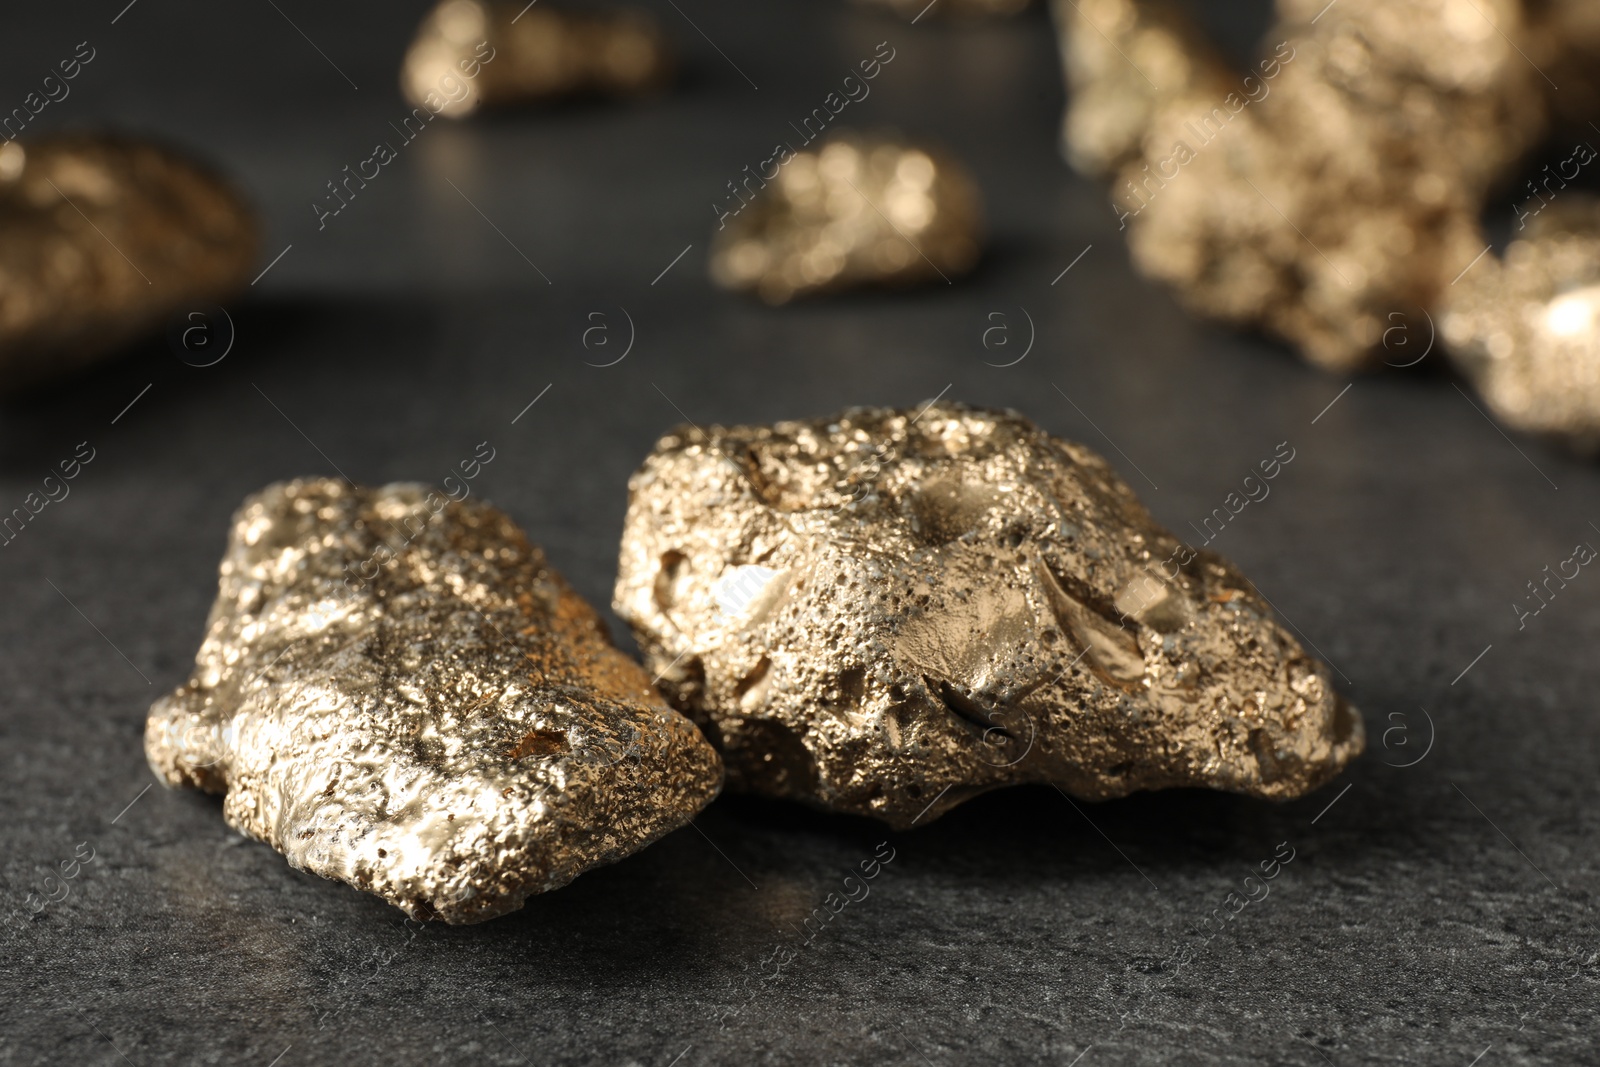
xmin=614 ymin=403 xmax=1362 ymax=828
xmin=402 ymin=0 xmax=673 ymax=118
xmin=146 ymin=480 xmax=722 ymax=923
xmin=0 ymin=135 xmax=256 ymax=391
xmin=709 ymin=134 xmax=984 ymax=304
xmin=1442 ymin=198 xmax=1600 ymax=452
xmin=1052 ymin=0 xmax=1543 ymax=372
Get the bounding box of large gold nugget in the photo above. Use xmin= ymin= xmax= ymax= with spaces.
xmin=402 ymin=0 xmax=673 ymax=118
xmin=0 ymin=135 xmax=256 ymax=391
xmin=709 ymin=134 xmax=984 ymax=304
xmin=615 ymin=404 xmax=1362 ymax=828
xmin=1442 ymin=197 xmax=1600 ymax=452
xmin=1053 ymin=0 xmax=1544 ymax=372
xmin=146 ymin=480 xmax=722 ymax=923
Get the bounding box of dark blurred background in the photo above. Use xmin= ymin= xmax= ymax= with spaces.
xmin=1 ymin=2 xmax=1596 ymax=1064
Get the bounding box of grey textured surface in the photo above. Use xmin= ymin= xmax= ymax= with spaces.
xmin=1 ymin=2 xmax=1597 ymax=1064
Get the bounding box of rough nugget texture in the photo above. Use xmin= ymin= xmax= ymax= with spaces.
xmin=0 ymin=135 xmax=256 ymax=390
xmin=615 ymin=404 xmax=1362 ymax=829
xmin=146 ymin=480 xmax=721 ymax=924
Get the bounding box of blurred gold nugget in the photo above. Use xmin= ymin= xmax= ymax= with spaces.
xmin=1443 ymin=198 xmax=1600 ymax=452
xmin=1053 ymin=0 xmax=1545 ymax=371
xmin=402 ymin=0 xmax=673 ymax=118
xmin=710 ymin=134 xmax=984 ymax=304
xmin=0 ymin=135 xmax=256 ymax=390
xmin=853 ymin=0 xmax=1031 ymax=20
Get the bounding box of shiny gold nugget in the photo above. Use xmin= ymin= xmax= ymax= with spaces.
xmin=0 ymin=135 xmax=256 ymax=391
xmin=146 ymin=480 xmax=721 ymax=924
xmin=710 ymin=134 xmax=984 ymax=304
xmin=402 ymin=0 xmax=673 ymax=118
xmin=1442 ymin=197 xmax=1600 ymax=452
xmin=615 ymin=403 xmax=1362 ymax=828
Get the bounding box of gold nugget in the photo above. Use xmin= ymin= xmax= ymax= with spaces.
xmin=1443 ymin=198 xmax=1600 ymax=452
xmin=0 ymin=135 xmax=256 ymax=391
xmin=146 ymin=480 xmax=721 ymax=923
xmin=614 ymin=403 xmax=1362 ymax=828
xmin=402 ymin=0 xmax=673 ymax=118
xmin=709 ymin=133 xmax=984 ymax=304
xmin=1053 ymin=0 xmax=1544 ymax=371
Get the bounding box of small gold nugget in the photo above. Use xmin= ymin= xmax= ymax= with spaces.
xmin=146 ymin=480 xmax=721 ymax=923
xmin=615 ymin=403 xmax=1362 ymax=828
xmin=1053 ymin=0 xmax=1544 ymax=371
xmin=1443 ymin=198 xmax=1600 ymax=452
xmin=709 ymin=133 xmax=984 ymax=304
xmin=402 ymin=0 xmax=673 ymax=118
xmin=0 ymin=135 xmax=256 ymax=390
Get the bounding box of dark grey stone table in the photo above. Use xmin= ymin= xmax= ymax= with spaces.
xmin=2 ymin=2 xmax=1596 ymax=1064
